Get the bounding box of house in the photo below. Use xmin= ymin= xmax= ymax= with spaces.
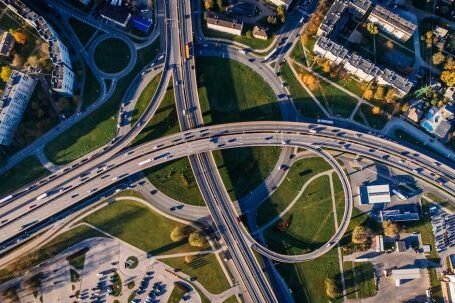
xmin=0 ymin=31 xmax=14 ymax=56
xmin=359 ymin=184 xmax=391 ymax=204
xmin=444 ymin=87 xmax=455 ymax=102
xmin=205 ymin=12 xmax=243 ymax=36
xmin=252 ymin=26 xmax=269 ymax=40
xmin=99 ymin=3 xmax=132 ymax=28
xmin=367 ymin=5 xmax=416 ymax=42
xmin=0 ymin=70 xmax=37 ymax=146
xmin=421 ymin=105 xmax=454 ymax=140
xmin=405 ymin=101 xmax=424 ymax=123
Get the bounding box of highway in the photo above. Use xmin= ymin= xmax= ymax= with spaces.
xmin=170 ymin=0 xmax=280 ymax=301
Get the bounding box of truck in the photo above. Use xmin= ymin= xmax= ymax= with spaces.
xmin=185 ymin=43 xmax=191 ymax=60
xmin=36 ymin=193 xmax=48 ymax=201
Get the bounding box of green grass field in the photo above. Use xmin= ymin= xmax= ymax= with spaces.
xmin=256 ymin=157 xmax=332 ymax=227
xmin=197 ymin=57 xmax=280 ymax=124
xmin=344 ymin=262 xmax=377 ymax=299
xmin=68 ymin=17 xmax=97 ymax=46
xmin=424 ymin=193 xmax=455 ymax=212
xmin=81 ymin=65 xmax=101 ymax=110
xmin=144 ymin=157 xmax=205 ymax=206
xmin=94 ymin=38 xmax=131 ymax=74
xmin=282 ymin=62 xmax=325 ymax=118
xmin=131 ymin=72 xmax=162 ymax=125
xmin=168 ymin=284 xmax=187 ymax=303
xmin=213 ymin=147 xmax=281 ymax=201
xmin=314 ymin=77 xmax=358 ymax=118
xmin=353 ymin=103 xmax=388 ymax=130
xmin=132 ymin=79 xmax=178 ymax=146
xmin=162 ymin=254 xmax=231 ymax=294
xmin=0 ymin=156 xmax=50 ymax=196
xmin=263 ymin=175 xmax=336 ymax=254
xmin=83 ymin=199 xmax=205 ymax=255
xmin=44 ymin=40 xmax=160 ymax=164
xmin=428 ymin=268 xmax=444 ymax=303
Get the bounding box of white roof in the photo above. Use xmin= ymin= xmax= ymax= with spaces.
xmin=391 ymin=268 xmax=421 ymax=280
xmin=366 ymin=184 xmax=391 ymax=203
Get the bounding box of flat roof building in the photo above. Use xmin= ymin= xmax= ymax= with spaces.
xmin=100 ymin=3 xmax=131 ymax=28
xmin=380 ymin=209 xmax=419 ymax=222
xmin=266 ymin=0 xmax=294 ymax=10
xmin=396 ymin=240 xmax=406 ymax=252
xmin=0 ymin=31 xmax=14 ymax=57
xmin=360 ymin=184 xmax=391 ymax=204
xmin=367 ymin=5 xmax=416 ymax=42
xmin=205 ymin=12 xmax=243 ymax=36
xmin=51 ymin=63 xmax=75 ymax=96
xmin=0 ymin=70 xmax=37 ymax=146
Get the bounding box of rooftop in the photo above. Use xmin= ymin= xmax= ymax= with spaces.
xmin=370 ymin=5 xmax=417 ymax=35
xmin=205 ymin=12 xmax=243 ymax=31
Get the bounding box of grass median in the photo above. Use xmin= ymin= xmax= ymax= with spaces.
xmin=83 ymin=199 xmax=205 ymax=255
xmin=161 ymin=254 xmax=230 ymax=294
xmin=131 ymin=72 xmax=162 ymax=125
xmin=44 ymin=40 xmax=160 ymax=164
xmin=0 ymin=156 xmax=50 ymax=196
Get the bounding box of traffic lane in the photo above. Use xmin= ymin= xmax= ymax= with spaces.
xmin=1 ymin=129 xmax=452 ymax=245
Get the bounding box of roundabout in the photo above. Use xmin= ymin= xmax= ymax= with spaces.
xmin=91 ymin=35 xmax=136 ymax=77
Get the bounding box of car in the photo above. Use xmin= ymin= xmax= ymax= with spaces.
xmin=279 ymin=164 xmax=288 ymax=171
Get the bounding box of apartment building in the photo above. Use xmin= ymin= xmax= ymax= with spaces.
xmin=0 ymin=71 xmax=37 ymax=146
xmin=367 ymin=5 xmax=416 ymax=42
xmin=205 ymin=12 xmax=243 ymax=36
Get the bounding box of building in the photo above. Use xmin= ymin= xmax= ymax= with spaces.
xmin=0 ymin=31 xmax=14 ymax=56
xmin=367 ymin=5 xmax=416 ymax=42
xmin=359 ymin=184 xmax=391 ymax=204
xmin=445 ymin=87 xmax=455 ymax=102
xmin=99 ymin=3 xmax=132 ymax=28
xmin=396 ymin=240 xmax=406 ymax=252
xmin=205 ymin=12 xmax=243 ymax=36
xmin=441 ymin=275 xmax=455 ymax=303
xmin=314 ymin=0 xmax=414 ymax=97
xmin=266 ymin=0 xmax=294 ymax=10
xmin=405 ymin=100 xmax=424 ymax=123
xmin=381 ymin=209 xmax=419 ymax=222
xmin=421 ymin=105 xmax=454 ymax=140
xmin=252 ymin=26 xmax=269 ymax=40
xmin=391 ymin=268 xmax=421 ymax=286
xmin=0 ymin=70 xmax=37 ymax=146
xmin=2 ymin=0 xmax=75 ymax=96
xmin=51 ymin=63 xmax=75 ymax=96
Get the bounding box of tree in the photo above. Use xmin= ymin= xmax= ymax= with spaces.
xmin=401 ymin=103 xmax=409 ymax=112
xmin=245 ymin=30 xmax=253 ymax=39
xmin=385 ymin=88 xmax=397 ymax=103
xmin=444 ymin=57 xmax=455 ymax=70
xmin=27 ymin=55 xmax=39 ymax=67
xmin=11 ymin=54 xmax=24 ymax=67
xmin=441 ymin=70 xmax=455 ymax=86
xmin=0 ymin=66 xmax=12 ymax=82
xmin=366 ymin=23 xmax=379 ymax=35
xmin=432 ymin=52 xmax=446 ymax=65
xmin=204 ymin=0 xmax=214 ymax=10
xmin=385 ymin=40 xmax=394 ymax=49
xmin=382 ymin=220 xmax=400 ymax=237
xmin=267 ymin=15 xmax=277 ymax=25
xmin=216 ymin=0 xmax=225 ymax=12
xmin=276 ymin=5 xmax=286 ymax=23
xmin=188 ymin=232 xmax=206 ymax=247
xmin=325 ymin=278 xmax=340 ymax=299
xmin=372 ymin=106 xmax=381 ymax=115
xmin=374 ymin=86 xmax=385 ymax=101
xmin=363 ymin=89 xmax=374 ymax=100
xmin=170 ymin=226 xmax=187 ymax=242
xmin=301 ymin=73 xmax=319 ymax=91
xmin=321 ymin=60 xmax=331 ymax=73
xmin=352 ymin=225 xmax=370 ymax=244
xmin=10 ymin=30 xmax=26 ymax=44
xmin=425 ymin=31 xmax=433 ymax=49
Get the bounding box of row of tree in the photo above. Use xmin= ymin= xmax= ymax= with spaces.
xmin=362 ymin=85 xmax=398 ymax=104
xmin=170 ymin=226 xmax=207 ymax=248
xmin=352 ymin=220 xmax=400 ymax=246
